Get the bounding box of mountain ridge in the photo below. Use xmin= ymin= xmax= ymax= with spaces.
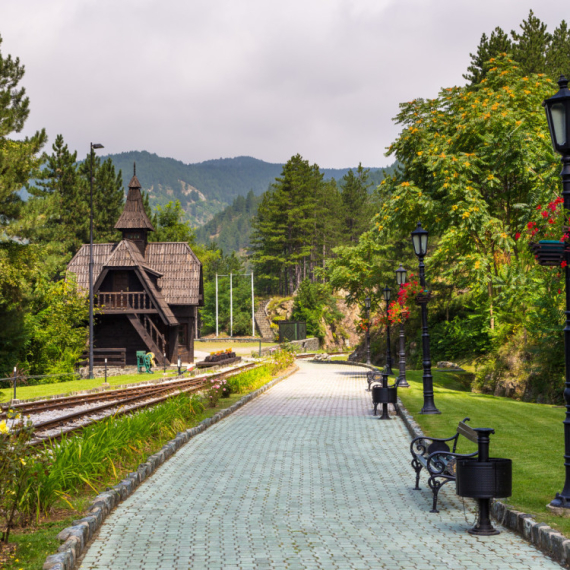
xmin=105 ymin=151 xmax=392 ymax=226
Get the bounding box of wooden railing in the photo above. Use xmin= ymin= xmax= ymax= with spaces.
xmin=96 ymin=291 xmax=154 ymax=312
xmin=142 ymin=315 xmax=166 ymax=356
xmin=79 ymin=348 xmax=126 ymax=368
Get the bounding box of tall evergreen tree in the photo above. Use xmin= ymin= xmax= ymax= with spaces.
xmin=0 ymin=34 xmax=46 ymax=228
xmin=511 ymin=10 xmax=551 ymax=76
xmin=22 ymin=135 xmax=87 ymax=258
xmin=464 ymin=27 xmax=512 ymax=85
xmin=547 ymin=21 xmax=570 ymax=79
xmin=77 ymin=152 xmax=125 ymax=243
xmin=250 ymin=154 xmax=324 ymax=294
xmin=340 ymin=164 xmax=372 ymax=244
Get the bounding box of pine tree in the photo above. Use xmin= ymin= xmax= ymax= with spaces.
xmin=23 ymin=134 xmax=87 ymax=257
xmin=464 ymin=27 xmax=512 ymax=84
xmin=0 ymin=34 xmax=46 ymax=227
xmin=77 ymin=152 xmax=125 ymax=243
xmin=340 ymin=164 xmax=372 ymax=243
xmin=250 ymin=154 xmax=324 ymax=294
xmin=511 ymin=10 xmax=551 ymax=75
xmin=547 ymin=21 xmax=570 ymax=79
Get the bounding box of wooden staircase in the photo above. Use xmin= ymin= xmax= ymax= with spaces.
xmin=127 ymin=314 xmax=169 ymax=365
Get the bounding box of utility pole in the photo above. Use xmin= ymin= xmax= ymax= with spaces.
xmin=230 ymin=272 xmax=233 ymax=337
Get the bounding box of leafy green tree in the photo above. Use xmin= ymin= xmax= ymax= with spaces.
xmin=0 ymin=35 xmax=46 ymax=228
xmin=377 ymin=55 xmax=558 ymax=332
xmin=149 ymin=200 xmax=196 ymax=243
xmin=291 ymin=279 xmax=343 ymax=341
xmin=22 ymin=278 xmax=89 ymax=376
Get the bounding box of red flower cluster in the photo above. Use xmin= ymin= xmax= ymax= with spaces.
xmin=522 ymin=198 xmax=566 ymax=242
xmin=387 ymin=278 xmax=426 ymax=324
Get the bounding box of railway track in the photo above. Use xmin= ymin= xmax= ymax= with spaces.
xmin=1 ymin=361 xmax=261 ymax=447
xmin=8 ymin=354 xmax=343 ymax=447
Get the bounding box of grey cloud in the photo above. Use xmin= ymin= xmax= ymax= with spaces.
xmin=1 ymin=0 xmax=566 ymax=168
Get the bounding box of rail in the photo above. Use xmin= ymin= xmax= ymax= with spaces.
xmin=96 ymin=291 xmax=154 ymax=312
xmin=142 ymin=315 xmax=166 ymax=355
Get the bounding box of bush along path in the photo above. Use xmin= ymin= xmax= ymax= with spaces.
xmin=0 ymin=352 xmax=295 ymax=570
xmin=76 ymin=362 xmax=556 ymax=570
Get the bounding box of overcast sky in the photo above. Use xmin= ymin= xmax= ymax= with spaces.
xmin=1 ymin=1 xmax=566 ymax=168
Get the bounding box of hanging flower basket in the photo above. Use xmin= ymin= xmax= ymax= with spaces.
xmin=415 ymin=291 xmax=432 ymax=305
xmin=529 ymin=240 xmax=566 ymax=267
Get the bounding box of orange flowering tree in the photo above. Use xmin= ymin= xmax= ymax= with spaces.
xmin=376 ymin=54 xmax=561 ymax=330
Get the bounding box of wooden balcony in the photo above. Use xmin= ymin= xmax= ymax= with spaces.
xmin=96 ymin=291 xmax=157 ymax=314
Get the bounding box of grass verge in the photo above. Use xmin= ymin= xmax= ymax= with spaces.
xmin=1 ymin=363 xmax=290 ymax=570
xmin=398 ymin=369 xmax=570 ymax=537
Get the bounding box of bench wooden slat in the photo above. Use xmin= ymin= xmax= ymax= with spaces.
xmin=457 ymin=421 xmax=478 ymax=443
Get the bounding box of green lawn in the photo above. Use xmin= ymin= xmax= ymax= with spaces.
xmin=399 ymin=369 xmax=570 ymax=535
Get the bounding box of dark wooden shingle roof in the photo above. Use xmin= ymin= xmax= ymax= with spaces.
xmin=114 ymin=174 xmax=155 ymax=231
xmin=67 ymin=241 xmax=202 ymax=306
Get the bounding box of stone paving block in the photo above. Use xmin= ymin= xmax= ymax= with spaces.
xmin=78 ymin=362 xmax=563 ymax=570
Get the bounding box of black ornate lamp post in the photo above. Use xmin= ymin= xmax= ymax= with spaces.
xmin=543 ymin=76 xmax=570 ymax=509
xmin=365 ymin=296 xmax=371 ymax=365
xmin=411 ymin=222 xmax=440 ymax=414
xmin=89 ymin=142 xmax=104 ymax=380
xmin=383 ymin=286 xmax=393 ymax=375
xmin=395 ymin=264 xmax=410 ymax=388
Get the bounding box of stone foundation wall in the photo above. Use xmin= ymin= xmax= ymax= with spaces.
xmin=78 ymin=365 xmax=139 ymax=379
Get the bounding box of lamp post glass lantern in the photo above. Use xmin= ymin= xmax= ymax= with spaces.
xmin=383 ymin=286 xmax=393 ymax=374
xmin=365 ymin=296 xmax=371 ymax=365
xmin=411 ymin=222 xmax=440 ymax=414
xmin=88 ymin=142 xmax=104 ymax=380
xmin=395 ymin=265 xmax=409 ymax=388
xmin=543 ymin=76 xmax=570 ymax=509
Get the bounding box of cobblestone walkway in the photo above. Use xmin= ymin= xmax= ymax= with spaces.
xmin=79 ymin=362 xmax=561 ymax=569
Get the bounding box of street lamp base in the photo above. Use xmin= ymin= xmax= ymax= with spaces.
xmin=420 ymin=405 xmax=441 ymax=415
xmin=549 ymin=493 xmax=570 ymax=510
xmin=397 ymin=378 xmax=410 ymax=388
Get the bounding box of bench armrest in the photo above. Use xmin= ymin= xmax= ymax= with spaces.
xmin=426 ymin=450 xmax=478 ymax=475
xmin=410 ymin=434 xmax=459 ymax=458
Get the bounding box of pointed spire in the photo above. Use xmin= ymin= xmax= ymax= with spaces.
xmin=115 ymin=169 xmax=154 ymax=231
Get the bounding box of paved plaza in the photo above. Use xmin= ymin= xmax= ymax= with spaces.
xmin=79 ymin=362 xmax=561 ymax=569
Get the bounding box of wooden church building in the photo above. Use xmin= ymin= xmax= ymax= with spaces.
xmin=67 ymin=170 xmax=203 ymax=366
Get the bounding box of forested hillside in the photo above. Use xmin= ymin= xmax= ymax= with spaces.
xmin=195 ymin=162 xmax=397 ymax=252
xmin=195 ymin=191 xmax=261 ymax=253
xmin=107 ymin=151 xmax=390 ymax=227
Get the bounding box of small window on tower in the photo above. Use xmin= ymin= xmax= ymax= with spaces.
xmin=126 ymin=232 xmax=141 ymax=240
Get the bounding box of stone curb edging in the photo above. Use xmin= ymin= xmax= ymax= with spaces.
xmin=396 ymin=396 xmax=570 ymax=567
xmin=42 ymin=365 xmax=300 ymax=570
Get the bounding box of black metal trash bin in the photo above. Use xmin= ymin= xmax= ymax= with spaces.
xmin=456 ymin=458 xmax=512 ymax=499
xmin=371 ymin=370 xmax=398 ymax=419
xmin=455 ymin=428 xmax=512 ymax=536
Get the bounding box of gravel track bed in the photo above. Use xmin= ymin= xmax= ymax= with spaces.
xmin=30 ymin=392 xmax=184 ymax=443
